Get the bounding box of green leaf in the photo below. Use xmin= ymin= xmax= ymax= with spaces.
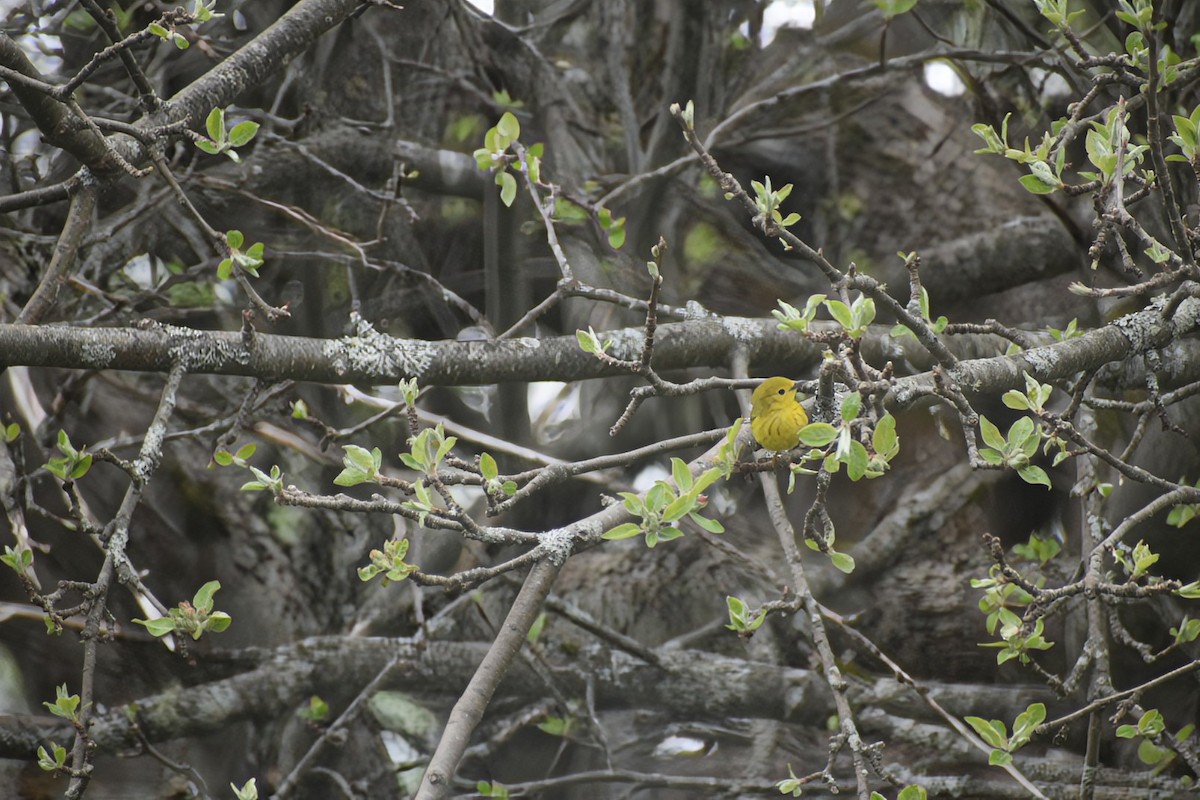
xmin=873 ymin=0 xmax=919 ymax=17
xmin=496 ymin=111 xmax=520 ymax=142
xmin=1137 ymin=738 xmax=1171 ymax=765
xmin=840 ymin=392 xmax=862 ymax=422
xmin=1007 ymin=416 xmax=1035 ymax=448
xmin=298 ymin=695 xmax=330 ymax=723
xmin=830 ymin=551 xmax=855 ymax=574
xmin=537 ymin=715 xmax=571 ymax=736
xmin=689 ymin=511 xmax=724 ymax=533
xmin=1 ymin=546 xmax=33 ymax=573
xmin=496 ymin=170 xmax=517 ymax=207
xmin=1002 ymin=390 xmax=1030 ymax=410
xmin=620 ymin=492 xmax=644 ymax=515
xmin=527 ymin=611 xmax=546 ymax=644
xmin=873 ymin=413 xmax=898 ymax=457
xmin=192 ymin=580 xmax=220 ymax=612
xmin=480 ymin=452 xmax=498 ymax=480
xmin=1017 ymin=465 xmax=1052 ymax=488
xmin=671 ymin=457 xmax=692 ymax=492
xmin=645 ymin=482 xmax=670 ymax=512
xmin=607 ymin=223 xmax=626 ymax=249
xmin=989 ymin=749 xmax=1013 ymax=767
xmin=133 ymin=617 xmax=178 ymax=637
xmin=1019 ymin=174 xmax=1058 ymax=194
xmin=231 ymin=778 xmax=259 ymax=800
xmin=228 ymin=120 xmax=260 ymax=147
xmin=662 ymin=494 xmax=692 ymax=523
xmin=824 ymin=299 xmax=854 ymax=330
xmin=798 ymin=422 xmax=838 ymax=447
xmin=979 ymin=416 xmax=1005 ymax=450
xmin=845 ymin=439 xmax=869 ymax=481
xmin=434 ymin=433 xmax=457 ymax=465
xmin=205 ymin=107 xmax=224 ymax=142
xmin=68 ymin=454 xmax=92 ymax=480
xmin=965 ymin=716 xmax=1008 ymax=749
xmin=37 ymin=742 xmax=67 ymax=772
xmin=1137 ymin=709 xmax=1166 ymax=736
xmin=1012 ymin=702 xmax=1046 ymax=744
xmin=602 ymin=523 xmax=643 ymax=541
xmin=1176 ymin=580 xmax=1200 ymax=598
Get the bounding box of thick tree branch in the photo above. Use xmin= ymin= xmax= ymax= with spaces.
xmin=0 ymin=635 xmax=1053 ymax=760
xmin=1 ymin=291 xmax=1198 ymax=396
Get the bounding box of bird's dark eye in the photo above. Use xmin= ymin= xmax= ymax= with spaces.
xmin=777 ymin=388 xmax=786 ymax=395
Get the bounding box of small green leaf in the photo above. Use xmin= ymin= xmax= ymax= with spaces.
xmin=965 ymin=716 xmax=1008 ymax=749
xmin=68 ymin=454 xmax=92 ymax=480
xmin=689 ymin=511 xmax=724 ymax=533
xmin=205 ymin=107 xmax=224 ymax=142
xmin=527 ymin=611 xmax=546 ymax=644
xmin=496 ymin=111 xmax=520 ymax=142
xmin=873 ymin=413 xmax=898 ymax=457
xmin=1018 ymin=465 xmax=1052 ymax=488
xmin=1002 ymin=390 xmax=1030 ymax=410
xmin=297 ymin=695 xmax=330 ymax=723
xmin=602 ymin=523 xmax=643 ymax=541
xmin=979 ymin=416 xmax=1005 ymax=450
xmin=830 ymin=551 xmax=855 ymax=573
xmin=1019 ymin=174 xmax=1058 ymax=194
xmin=496 ymin=171 xmax=517 ymax=207
xmin=671 ymin=458 xmax=692 ymax=492
xmin=231 ymin=778 xmax=259 ymax=800
xmin=228 ymin=120 xmax=260 ymax=147
xmin=192 ymin=580 xmax=220 ymax=612
xmin=798 ymin=422 xmax=838 ymax=447
xmin=824 ymin=299 xmax=854 ymax=330
xmin=840 ymin=392 xmax=862 ymax=422
xmin=133 ymin=617 xmax=179 ymax=637
xmin=480 ymin=452 xmax=498 ymax=480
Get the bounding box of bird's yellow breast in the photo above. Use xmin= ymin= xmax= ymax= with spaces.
xmin=750 ymin=377 xmax=808 ymax=451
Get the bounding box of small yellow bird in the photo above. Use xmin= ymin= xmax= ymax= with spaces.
xmin=750 ymin=376 xmax=808 ymax=452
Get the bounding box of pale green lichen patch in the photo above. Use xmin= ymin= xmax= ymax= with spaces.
xmin=162 ymin=324 xmax=251 ymax=371
xmin=605 ymin=328 xmax=644 ymax=360
xmin=1019 ymin=345 xmax=1061 ymax=377
xmin=80 ymin=341 xmax=115 ymax=368
xmin=538 ymin=527 xmax=574 ymax=562
xmin=325 ymin=314 xmax=433 ymax=381
xmin=721 ymin=316 xmax=760 ymax=343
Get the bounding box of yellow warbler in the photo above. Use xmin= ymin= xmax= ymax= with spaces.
xmin=750 ymin=377 xmax=808 ymax=451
